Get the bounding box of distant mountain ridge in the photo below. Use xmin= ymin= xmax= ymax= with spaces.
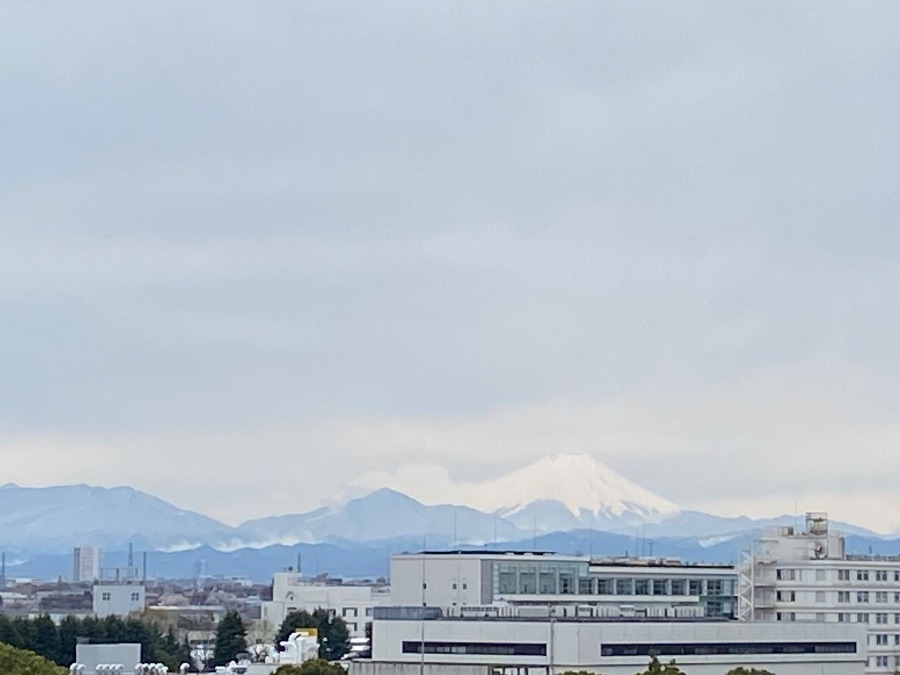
xmin=0 ymin=454 xmax=883 ymax=557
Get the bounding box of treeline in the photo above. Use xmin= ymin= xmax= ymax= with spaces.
xmin=0 ymin=613 xmax=190 ymax=670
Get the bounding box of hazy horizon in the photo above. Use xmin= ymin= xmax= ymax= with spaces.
xmin=3 ymin=3 xmax=900 ymax=531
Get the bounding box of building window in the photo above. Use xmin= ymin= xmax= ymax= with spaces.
xmin=403 ymin=642 xmax=547 ymax=656
xmin=670 ymin=580 xmax=686 ymax=595
xmin=875 ymin=634 xmax=889 ymax=646
xmin=615 ymin=578 xmax=634 ymax=595
xmin=101 ymin=592 xmax=111 ymax=602
xmin=858 ymin=613 xmax=870 ymax=624
xmin=838 ymin=569 xmax=850 ymax=581
xmin=839 ymin=591 xmax=851 ymax=602
xmin=688 ymin=580 xmax=703 ymax=596
xmin=776 ymin=569 xmax=796 ymax=581
xmin=777 ymin=591 xmax=796 ymax=602
xmin=858 ymin=592 xmax=870 ymax=603
xmin=877 ymin=571 xmax=889 ymax=582
xmin=635 ymin=580 xmax=650 ymax=595
xmin=877 ymin=613 xmax=889 ymax=624
xmin=130 ymin=592 xmax=140 ymax=602
xmin=451 ymin=583 xmax=457 ymax=590
xmin=816 ymin=591 xmax=826 ymax=603
xmin=858 ymin=570 xmax=870 ymax=582
xmin=653 ymin=580 xmax=668 ymax=595
xmin=877 ymin=592 xmax=888 ymax=603
xmin=877 ymin=656 xmax=889 ymax=668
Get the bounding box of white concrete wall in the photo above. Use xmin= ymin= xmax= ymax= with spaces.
xmin=372 ymin=618 xmax=867 ymax=675
xmin=92 ymin=584 xmax=145 ymax=617
xmin=390 ymin=556 xmax=485 ymax=607
xmin=263 ymin=577 xmax=389 ymax=636
xmin=75 ymin=643 xmax=141 ymax=675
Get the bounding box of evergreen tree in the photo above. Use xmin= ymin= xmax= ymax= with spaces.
xmin=32 ymin=614 xmax=60 ymax=664
xmin=0 ymin=613 xmax=23 ymax=649
xmin=276 ymin=609 xmax=349 ymax=661
xmin=57 ymin=616 xmax=80 ymax=667
xmin=214 ymin=610 xmax=248 ymax=666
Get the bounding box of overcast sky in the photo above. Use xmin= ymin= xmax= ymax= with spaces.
xmin=3 ymin=2 xmax=900 ymax=532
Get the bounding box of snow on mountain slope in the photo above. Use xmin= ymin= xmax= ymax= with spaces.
xmin=238 ymin=488 xmax=526 ymax=545
xmin=480 ymin=453 xmax=679 ymax=519
xmin=0 ymin=483 xmax=236 ymax=553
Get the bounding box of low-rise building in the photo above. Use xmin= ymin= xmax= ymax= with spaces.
xmin=92 ymin=582 xmax=145 ymax=618
xmin=360 ymin=612 xmax=866 ymax=675
xmin=390 ymin=551 xmax=736 ymax=619
xmin=261 ymin=572 xmax=391 ymax=636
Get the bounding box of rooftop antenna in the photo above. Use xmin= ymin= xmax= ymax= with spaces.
xmin=453 ymin=507 xmax=458 ymax=550
xmin=589 ymin=512 xmax=594 ymax=560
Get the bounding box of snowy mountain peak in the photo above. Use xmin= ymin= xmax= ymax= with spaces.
xmin=489 ymin=452 xmax=679 ymax=519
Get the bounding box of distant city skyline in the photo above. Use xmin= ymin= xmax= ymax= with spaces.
xmin=2 ymin=3 xmax=900 ymax=532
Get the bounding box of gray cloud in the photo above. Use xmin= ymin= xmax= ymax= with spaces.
xmin=2 ymin=2 xmax=899 ymax=528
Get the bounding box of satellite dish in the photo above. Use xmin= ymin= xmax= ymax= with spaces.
xmin=813 ymin=542 xmax=827 ymax=559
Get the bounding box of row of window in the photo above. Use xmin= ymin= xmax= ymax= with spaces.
xmin=777 ymin=611 xmax=900 ymax=624
xmin=600 ymin=641 xmax=857 ymax=657
xmin=873 ymin=655 xmax=900 ymax=669
xmin=778 ymin=569 xmax=900 ymax=582
xmin=402 ymin=641 xmax=547 ymax=656
xmin=98 ymin=592 xmax=141 ymax=602
xmin=777 ymin=590 xmax=900 ymax=603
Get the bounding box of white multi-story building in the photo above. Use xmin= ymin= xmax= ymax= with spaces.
xmin=740 ymin=512 xmax=900 ymax=673
xmin=390 ymin=551 xmax=736 ymax=619
xmin=92 ymin=582 xmax=145 ymax=618
xmin=74 ymin=546 xmax=101 ymax=583
xmin=261 ymin=572 xmax=391 ymax=636
xmin=357 ymin=613 xmax=866 ymax=675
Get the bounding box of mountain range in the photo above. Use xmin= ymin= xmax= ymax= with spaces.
xmin=0 ymin=454 xmax=890 ymax=581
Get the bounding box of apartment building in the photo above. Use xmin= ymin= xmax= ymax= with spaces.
xmin=740 ymin=512 xmax=900 ymax=673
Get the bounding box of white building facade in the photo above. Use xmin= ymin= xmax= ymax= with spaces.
xmin=92 ymin=582 xmax=146 ymax=618
xmin=740 ymin=512 xmax=900 ymax=673
xmin=74 ymin=546 xmax=101 ymax=583
xmin=362 ymin=615 xmax=866 ymax=675
xmin=261 ymin=572 xmax=391 ymax=636
xmin=390 ymin=551 xmax=736 ymax=619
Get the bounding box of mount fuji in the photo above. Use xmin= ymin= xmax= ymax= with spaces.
xmin=0 ymin=454 xmax=881 ymax=561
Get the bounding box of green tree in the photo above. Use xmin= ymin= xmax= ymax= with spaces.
xmin=725 ymin=669 xmax=776 ymax=675
xmin=0 ymin=613 xmax=23 ymax=649
xmin=31 ymin=615 xmax=60 ymax=665
xmin=276 ymin=609 xmax=349 ymax=661
xmin=56 ymin=616 xmax=80 ymax=667
xmin=214 ymin=610 xmax=248 ymax=666
xmin=0 ymin=642 xmax=65 ymax=675
xmin=273 ymin=659 xmax=347 ymax=675
xmin=634 ymin=654 xmax=687 ymax=675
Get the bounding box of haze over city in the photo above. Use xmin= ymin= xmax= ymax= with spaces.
xmin=3 ymin=2 xmax=900 ymax=533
